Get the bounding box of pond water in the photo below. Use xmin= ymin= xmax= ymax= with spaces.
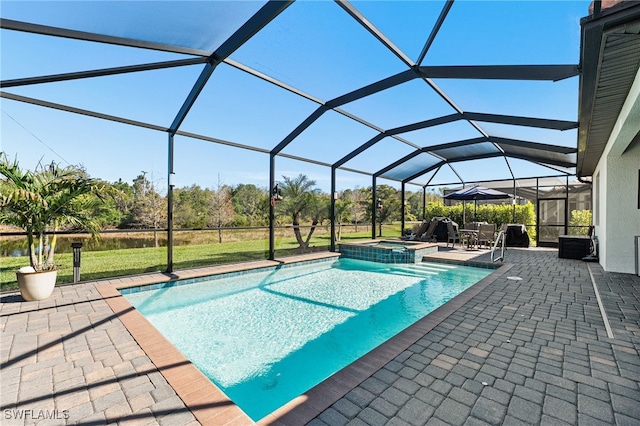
xmin=0 ymin=236 xmax=167 ymax=257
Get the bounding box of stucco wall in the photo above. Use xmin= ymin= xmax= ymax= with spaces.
xmin=603 ymin=143 xmax=640 ymax=273
xmin=594 ymin=69 xmax=640 ymax=274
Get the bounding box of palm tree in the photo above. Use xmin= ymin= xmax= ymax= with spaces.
xmin=276 ymin=174 xmax=327 ymax=250
xmin=0 ymin=155 xmax=110 ymax=271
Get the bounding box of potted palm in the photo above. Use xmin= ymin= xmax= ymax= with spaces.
xmin=0 ymin=155 xmax=108 ymax=301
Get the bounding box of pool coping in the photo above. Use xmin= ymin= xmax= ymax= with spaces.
xmin=95 ymin=252 xmax=510 ymax=425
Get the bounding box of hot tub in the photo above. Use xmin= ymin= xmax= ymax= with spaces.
xmin=338 ymin=239 xmax=438 ymax=263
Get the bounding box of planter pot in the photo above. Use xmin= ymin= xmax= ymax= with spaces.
xmin=16 ymin=267 xmax=57 ymax=301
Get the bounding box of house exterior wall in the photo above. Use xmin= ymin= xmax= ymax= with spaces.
xmin=593 ymin=68 xmax=640 ymax=274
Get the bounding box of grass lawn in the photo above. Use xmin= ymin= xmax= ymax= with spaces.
xmin=1 ymin=227 xmax=401 ymax=292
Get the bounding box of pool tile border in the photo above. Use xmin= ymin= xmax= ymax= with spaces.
xmin=118 ymin=254 xmax=341 ymax=295
xmin=96 ymin=252 xmax=508 ymax=426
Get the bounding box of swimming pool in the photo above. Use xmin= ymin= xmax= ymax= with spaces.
xmin=122 ymin=258 xmax=493 ymax=421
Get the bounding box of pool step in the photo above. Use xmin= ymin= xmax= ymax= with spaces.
xmin=390 ymin=262 xmax=458 ymax=277
xmin=390 ymin=266 xmax=438 ymax=276
xmin=414 ymin=262 xmax=459 ymax=273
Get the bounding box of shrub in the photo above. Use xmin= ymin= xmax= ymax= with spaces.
xmin=424 ymin=202 xmax=535 ymax=229
xmin=569 ymin=210 xmax=592 ymax=235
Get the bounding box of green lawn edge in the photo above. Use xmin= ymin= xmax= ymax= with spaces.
xmin=1 ymin=228 xmax=400 ymax=292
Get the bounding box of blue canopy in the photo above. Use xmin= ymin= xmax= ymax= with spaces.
xmin=443 ymin=186 xmax=511 ymax=201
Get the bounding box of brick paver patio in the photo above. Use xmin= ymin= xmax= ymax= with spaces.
xmin=1 ymin=247 xmax=639 ymax=425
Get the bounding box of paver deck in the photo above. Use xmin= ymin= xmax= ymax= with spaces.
xmin=1 ymin=247 xmax=639 ymax=425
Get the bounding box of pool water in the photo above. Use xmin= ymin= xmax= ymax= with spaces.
xmin=123 ymin=258 xmax=492 ymax=421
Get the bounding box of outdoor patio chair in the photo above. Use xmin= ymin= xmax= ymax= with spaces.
xmin=403 ymin=220 xmax=429 ymax=240
xmin=477 ymin=223 xmax=496 ymax=248
xmin=446 ymin=221 xmax=462 ymax=247
xmin=420 ymin=218 xmax=439 ymax=242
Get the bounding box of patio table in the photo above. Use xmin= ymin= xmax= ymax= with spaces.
xmin=460 ymin=229 xmax=479 ymax=250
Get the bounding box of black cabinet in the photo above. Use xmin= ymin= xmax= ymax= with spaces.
xmin=558 ymin=236 xmax=591 ymax=259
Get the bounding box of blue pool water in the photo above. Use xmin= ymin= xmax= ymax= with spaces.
xmin=123 ymin=258 xmax=492 ymax=421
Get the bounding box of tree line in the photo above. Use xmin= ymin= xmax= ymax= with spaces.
xmin=1 ymin=159 xmax=537 ymax=238
xmin=0 ymin=157 xmax=587 ymax=252
xmin=0 ymin=157 xmax=448 ymax=249
xmin=93 ymin=172 xmax=539 ymax=246
xmin=87 ymin=172 xmax=441 ymax=234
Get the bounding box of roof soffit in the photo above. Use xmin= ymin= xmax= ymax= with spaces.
xmin=577 ymin=2 xmax=640 ymax=177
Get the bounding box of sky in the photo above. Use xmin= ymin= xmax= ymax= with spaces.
xmin=0 ymin=0 xmax=590 ymax=194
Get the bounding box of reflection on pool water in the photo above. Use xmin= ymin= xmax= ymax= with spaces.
xmin=123 ymin=258 xmax=492 ymax=421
